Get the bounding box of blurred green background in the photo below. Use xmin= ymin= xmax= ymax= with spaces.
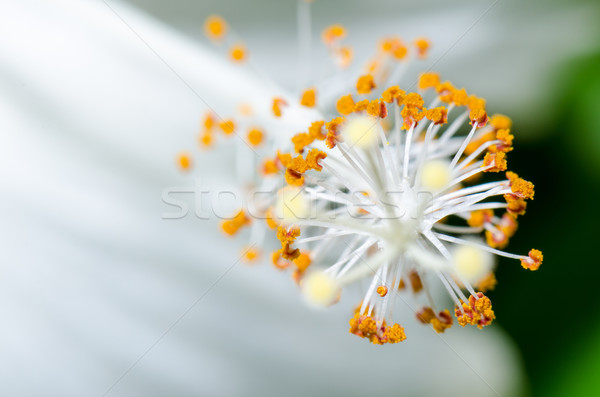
xmin=494 ymin=52 xmax=600 ymax=397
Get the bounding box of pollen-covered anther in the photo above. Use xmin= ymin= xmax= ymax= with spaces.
xmin=452 ymin=88 xmax=468 ymax=107
xmin=468 ymin=95 xmax=487 ymax=113
xmin=505 ymin=195 xmax=527 ymax=217
xmin=294 ymin=252 xmax=312 ymax=272
xmin=300 ymin=88 xmax=317 ymax=108
xmin=356 ymin=74 xmax=376 ymax=95
xmin=417 ymin=307 xmax=452 ymax=333
xmin=490 ymin=114 xmax=512 ymax=130
xmin=353 ymin=99 xmax=369 ymax=113
xmin=349 ymin=310 xmax=406 ymax=344
xmin=322 ymin=24 xmax=346 ymax=45
xmin=455 ymin=292 xmax=495 ymax=329
xmin=416 ymin=307 xmax=436 ymax=324
xmin=485 ymin=229 xmax=509 ymax=249
xmin=281 ymin=243 xmax=300 ymax=261
xmin=491 ymin=129 xmax=514 ymax=152
xmin=221 ymin=210 xmax=251 ymax=236
xmin=382 ymin=86 xmax=405 ymax=104
xmin=289 ymin=154 xmax=309 ymax=173
xmin=291 ymin=133 xmax=314 ymax=154
xmin=247 ymin=128 xmax=263 ymax=147
xmin=276 ymin=224 xmax=301 ymax=249
xmin=400 ymin=105 xmax=425 ymax=130
xmin=383 ymin=323 xmax=407 ymax=343
xmin=418 ymin=72 xmax=440 ymax=90
xmin=219 ymin=119 xmax=236 ymax=135
xmin=467 ymin=209 xmax=493 ymax=227
xmin=325 ymin=117 xmax=346 ymax=149
xmin=436 ymin=82 xmax=455 ymax=103
xmin=377 ymin=285 xmax=388 ymax=297
xmin=470 ymin=108 xmax=489 ymax=128
xmin=402 ymin=92 xmax=425 ymax=109
xmin=483 ymin=152 xmax=507 ymax=172
xmin=506 ymin=171 xmax=535 ymax=200
xmin=414 ymin=38 xmax=430 ymax=58
xmin=266 ymin=150 xmax=291 ymax=173
xmin=285 ymin=167 xmax=305 ymax=186
xmin=306 ymin=148 xmax=327 ymax=171
xmin=425 ymin=107 xmax=448 ymax=125
xmin=229 ymin=44 xmax=247 ymax=63
xmin=308 ymin=121 xmax=326 ymax=140
xmin=485 ymin=214 xmax=519 ymax=248
xmin=272 ymin=97 xmax=288 ymax=118
xmin=177 ymin=152 xmax=192 ymax=171
xmin=366 ymin=99 xmax=387 ymax=118
xmin=521 ymin=249 xmax=543 ymax=271
xmin=277 ymin=152 xmax=292 ymax=168
xmin=336 ymin=94 xmax=355 ymax=115
xmin=431 ymin=310 xmax=453 ymax=333
xmin=204 ymin=15 xmax=227 ymax=41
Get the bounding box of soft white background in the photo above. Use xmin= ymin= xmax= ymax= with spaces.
xmin=0 ymin=0 xmax=597 ymax=396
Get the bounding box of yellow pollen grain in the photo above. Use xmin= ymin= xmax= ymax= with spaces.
xmin=247 ymin=128 xmax=263 ymax=147
xmin=300 ymin=88 xmax=317 ymax=107
xmin=229 ymin=44 xmax=247 ymax=63
xmin=199 ymin=131 xmax=213 ymax=148
xmin=294 ymin=253 xmax=312 ymax=272
xmin=242 ymin=247 xmax=260 ymax=263
xmin=336 ymin=94 xmax=355 ymax=115
xmin=414 ymin=38 xmax=430 ymax=58
xmin=356 ymin=74 xmax=376 ymax=95
xmin=204 ymin=15 xmax=227 ymax=41
xmin=219 ymin=119 xmax=235 ymax=135
xmin=418 ymin=72 xmax=441 ymax=90
xmin=177 ymin=152 xmax=192 ymax=171
xmin=382 ymin=86 xmax=405 ymax=104
xmin=322 ymin=24 xmax=346 ymax=45
xmin=491 ymin=114 xmax=512 ymax=130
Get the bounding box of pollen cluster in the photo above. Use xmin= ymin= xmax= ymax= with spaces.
xmin=180 ymin=12 xmax=543 ymax=345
